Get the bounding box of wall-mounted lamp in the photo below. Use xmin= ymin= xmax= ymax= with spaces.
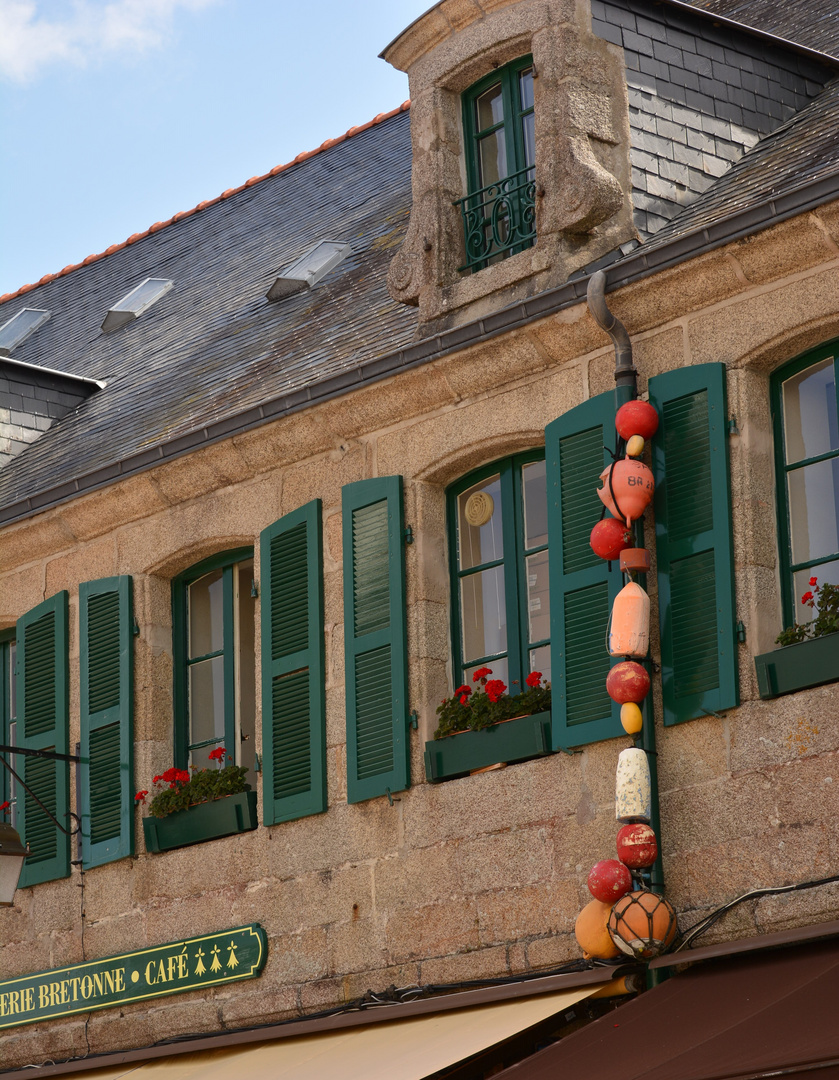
xmin=0 ymin=744 xmax=81 ymax=906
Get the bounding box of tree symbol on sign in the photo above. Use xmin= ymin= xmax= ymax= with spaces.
xmin=210 ymin=945 xmax=222 ymax=973
xmin=227 ymin=942 xmax=239 ymax=969
xmin=194 ymin=948 xmax=206 ymax=976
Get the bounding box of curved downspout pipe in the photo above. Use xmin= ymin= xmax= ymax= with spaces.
xmin=586 ymin=270 xmax=666 ymax=927
xmin=586 ymin=270 xmax=637 ymax=396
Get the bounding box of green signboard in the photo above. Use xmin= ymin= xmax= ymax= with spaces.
xmin=0 ymin=924 xmax=267 ymax=1029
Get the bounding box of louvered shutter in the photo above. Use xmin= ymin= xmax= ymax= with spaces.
xmin=80 ymin=576 xmax=134 ymax=868
xmin=16 ymin=592 xmax=70 ymax=888
xmin=546 ymin=392 xmax=625 ymax=749
xmin=260 ymin=500 xmax=326 ymax=824
xmin=343 ymin=477 xmax=409 ymax=803
xmin=649 ymin=363 xmax=738 ymax=725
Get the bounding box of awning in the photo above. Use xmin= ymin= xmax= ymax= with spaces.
xmin=49 ymin=983 xmax=605 ymax=1080
xmin=493 ymin=935 xmax=839 ymax=1080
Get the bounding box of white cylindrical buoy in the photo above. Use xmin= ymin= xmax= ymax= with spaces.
xmin=615 ymin=747 xmax=651 ymax=823
xmin=608 ymin=581 xmax=650 ymax=658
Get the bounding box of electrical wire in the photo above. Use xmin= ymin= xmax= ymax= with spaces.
xmin=675 ymin=872 xmax=839 ymax=951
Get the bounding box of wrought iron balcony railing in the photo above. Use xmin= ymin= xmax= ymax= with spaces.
xmin=455 ymin=165 xmax=536 ymax=273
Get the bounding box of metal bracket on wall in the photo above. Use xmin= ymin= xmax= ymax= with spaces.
xmin=728 ymin=416 xmax=740 ymax=435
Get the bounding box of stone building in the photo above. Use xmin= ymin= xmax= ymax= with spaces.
xmin=1 ymin=0 xmax=839 ymax=1076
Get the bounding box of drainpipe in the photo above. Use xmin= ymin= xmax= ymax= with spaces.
xmin=585 ymin=271 xmax=666 ymax=926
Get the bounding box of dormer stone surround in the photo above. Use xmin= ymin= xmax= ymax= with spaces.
xmin=382 ymin=0 xmax=636 ymax=334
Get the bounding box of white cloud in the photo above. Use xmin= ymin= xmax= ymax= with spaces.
xmin=0 ymin=0 xmax=217 ymax=83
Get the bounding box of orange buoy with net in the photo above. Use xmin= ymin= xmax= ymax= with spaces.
xmin=608 ymin=890 xmax=678 ymax=958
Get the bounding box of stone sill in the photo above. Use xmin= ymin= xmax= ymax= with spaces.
xmin=754 ymin=634 xmax=839 ymax=699
xmin=424 ymin=710 xmax=552 ymax=783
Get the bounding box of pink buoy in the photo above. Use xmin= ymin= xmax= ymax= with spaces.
xmin=609 ymin=582 xmax=650 ymax=658
xmin=596 ymin=459 xmax=654 ymax=526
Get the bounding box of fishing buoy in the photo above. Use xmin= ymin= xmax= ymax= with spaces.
xmin=596 ymin=459 xmax=654 ymax=526
xmin=609 ymin=582 xmax=650 ymax=658
xmin=615 ymin=747 xmax=652 ymax=823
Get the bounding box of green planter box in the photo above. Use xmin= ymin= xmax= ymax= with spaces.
xmin=424 ymin=711 xmax=552 ymax=783
xmin=754 ymin=634 xmax=839 ymax=699
xmin=142 ymin=790 xmax=258 ymax=853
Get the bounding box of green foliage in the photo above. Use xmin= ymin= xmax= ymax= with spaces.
xmin=136 ymin=749 xmax=251 ymax=819
xmin=434 ymin=668 xmax=551 ymax=739
xmin=776 ymin=578 xmax=839 ymax=646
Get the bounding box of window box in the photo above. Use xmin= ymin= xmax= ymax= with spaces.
xmin=142 ymin=791 xmax=258 ymax=853
xmin=424 ymin=711 xmax=551 ymax=783
xmin=754 ymin=635 xmax=839 ymax=699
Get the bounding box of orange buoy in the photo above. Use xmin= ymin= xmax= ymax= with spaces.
xmin=608 ymin=891 xmax=678 ymax=958
xmin=575 ymin=898 xmax=621 ymax=959
xmin=596 ymin=459 xmax=654 ymax=526
xmin=620 ymin=702 xmax=643 ymax=735
xmin=615 ymin=400 xmax=659 ymax=440
xmin=609 ymin=582 xmax=650 ymax=658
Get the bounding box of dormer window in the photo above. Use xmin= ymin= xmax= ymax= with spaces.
xmin=458 ymin=58 xmax=536 ymax=273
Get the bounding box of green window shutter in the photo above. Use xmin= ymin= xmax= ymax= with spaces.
xmin=260 ymin=500 xmax=326 ymax=824
xmin=546 ymin=392 xmax=624 ymax=749
xmin=80 ymin=576 xmax=134 ymax=868
xmin=16 ymin=592 xmax=70 ymax=888
xmin=649 ymin=363 xmax=739 ymax=725
xmin=343 ymin=477 xmax=409 ymax=803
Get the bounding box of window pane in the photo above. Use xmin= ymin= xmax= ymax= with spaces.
xmin=189 ymin=655 xmax=225 ymax=761
xmin=793 ymin=559 xmax=839 ymax=624
xmin=478 ymin=128 xmax=508 ymax=186
xmin=476 ymin=83 xmax=504 ymax=132
xmin=236 ymin=560 xmax=256 ymax=775
xmin=528 ymin=645 xmax=551 ymax=686
xmin=189 ymin=568 xmax=224 ymax=657
xmin=526 ymin=549 xmax=550 ymax=643
xmin=787 ymin=457 xmax=839 ymax=564
xmin=461 ymin=565 xmax=507 ymax=663
xmin=465 ymin=656 xmax=509 ymax=689
xmin=519 ymin=67 xmax=534 ymax=111
xmin=782 ymin=357 xmax=838 ymax=463
xmin=521 ymin=111 xmax=535 ymax=169
xmin=458 ymin=474 xmax=503 ymax=569
xmin=522 ymin=459 xmax=547 ymax=549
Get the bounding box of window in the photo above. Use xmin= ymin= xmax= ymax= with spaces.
xmin=0 ymin=308 xmax=50 ymax=354
xmin=772 ymin=344 xmax=839 ymax=625
xmin=0 ymin=632 xmax=16 ymax=826
xmin=102 ymin=277 xmax=173 ymax=333
xmin=457 ymin=57 xmax=536 ymax=272
xmin=173 ymin=551 xmax=256 ymax=777
xmin=448 ymin=453 xmax=549 ymax=693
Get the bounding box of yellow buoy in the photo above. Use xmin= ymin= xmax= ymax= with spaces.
xmin=626 ymin=434 xmax=645 ymax=457
xmin=620 ymin=702 xmax=643 ymax=735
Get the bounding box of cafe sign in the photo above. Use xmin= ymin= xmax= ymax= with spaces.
xmin=0 ymin=923 xmax=267 ymax=1029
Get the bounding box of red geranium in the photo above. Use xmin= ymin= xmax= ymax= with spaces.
xmin=809 ymin=576 xmax=819 ymax=587
xmin=472 ymin=666 xmax=492 ymax=682
xmin=0 ymin=800 xmax=10 ymax=815
xmin=801 ymin=591 xmax=814 ymax=605
xmin=525 ymin=671 xmax=542 ymax=688
xmin=134 ymin=790 xmax=148 ymax=804
xmin=208 ymin=746 xmax=227 ymax=763
xmin=484 ymin=679 xmax=507 ymax=703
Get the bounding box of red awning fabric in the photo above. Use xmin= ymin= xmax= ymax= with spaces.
xmin=495 ymin=936 xmax=839 ymax=1080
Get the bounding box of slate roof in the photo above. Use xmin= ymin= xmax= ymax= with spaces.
xmin=1 ymin=3 xmax=838 ymax=524
xmin=0 ymin=108 xmax=417 ymax=517
xmin=685 ymin=0 xmax=839 ymax=60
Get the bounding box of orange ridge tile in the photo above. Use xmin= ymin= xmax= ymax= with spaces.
xmin=0 ymin=100 xmax=411 ymax=307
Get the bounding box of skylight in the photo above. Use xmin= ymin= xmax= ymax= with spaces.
xmin=266 ymin=241 xmax=351 ymax=301
xmin=102 ymin=277 xmax=173 ymax=333
xmin=0 ymin=308 xmax=50 ymax=355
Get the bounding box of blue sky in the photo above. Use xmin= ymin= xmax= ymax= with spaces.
xmin=0 ymin=0 xmax=431 ymax=297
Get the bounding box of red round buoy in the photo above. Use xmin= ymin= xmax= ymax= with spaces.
xmin=606 ymin=661 xmax=651 ymax=704
xmin=587 ymin=859 xmax=632 ymax=903
xmin=615 ymin=400 xmax=659 ymax=441
xmin=616 ymin=823 xmax=658 ymax=868
xmin=590 ymin=517 xmax=633 ymax=560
